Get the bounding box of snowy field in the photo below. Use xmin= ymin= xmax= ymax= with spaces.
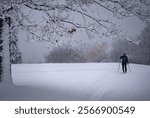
xmin=1 ymin=63 xmax=150 ymax=101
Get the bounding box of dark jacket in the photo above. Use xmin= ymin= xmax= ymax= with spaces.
xmin=120 ymin=54 xmax=129 ymax=64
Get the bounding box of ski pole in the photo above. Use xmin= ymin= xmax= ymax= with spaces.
xmin=118 ymin=61 xmax=120 ymax=72
xmin=128 ymin=63 xmax=131 ymax=72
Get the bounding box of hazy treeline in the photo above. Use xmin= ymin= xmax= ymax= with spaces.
xmin=45 ymin=25 xmax=150 ymax=65
xmin=110 ymin=25 xmax=150 ymax=65
xmin=45 ymin=42 xmax=108 ymax=63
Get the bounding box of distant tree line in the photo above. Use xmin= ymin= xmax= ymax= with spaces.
xmin=45 ymin=42 xmax=108 ymax=63
xmin=45 ymin=24 xmax=150 ymax=65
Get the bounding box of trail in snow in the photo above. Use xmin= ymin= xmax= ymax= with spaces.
xmin=0 ymin=63 xmax=150 ymax=100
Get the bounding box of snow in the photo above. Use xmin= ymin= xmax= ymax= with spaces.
xmin=0 ymin=63 xmax=150 ymax=100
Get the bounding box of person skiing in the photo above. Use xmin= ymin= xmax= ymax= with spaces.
xmin=120 ymin=53 xmax=129 ymax=73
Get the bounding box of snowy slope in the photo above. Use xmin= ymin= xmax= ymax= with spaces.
xmin=0 ymin=63 xmax=150 ymax=100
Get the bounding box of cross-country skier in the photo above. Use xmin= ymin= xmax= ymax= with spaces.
xmin=120 ymin=53 xmax=129 ymax=73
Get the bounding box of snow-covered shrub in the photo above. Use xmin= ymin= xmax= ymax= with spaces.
xmin=45 ymin=46 xmax=86 ymax=63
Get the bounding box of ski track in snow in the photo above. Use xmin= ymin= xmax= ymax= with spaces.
xmin=1 ymin=63 xmax=150 ymax=100
xmin=89 ymin=73 xmax=115 ymax=100
xmin=83 ymin=72 xmax=112 ymax=100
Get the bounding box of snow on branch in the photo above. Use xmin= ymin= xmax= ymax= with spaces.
xmin=1 ymin=0 xmax=150 ymax=44
xmin=123 ymin=37 xmax=141 ymax=46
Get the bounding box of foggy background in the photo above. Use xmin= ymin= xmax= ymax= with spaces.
xmin=18 ymin=16 xmax=145 ymax=63
xmin=16 ymin=2 xmax=146 ymax=64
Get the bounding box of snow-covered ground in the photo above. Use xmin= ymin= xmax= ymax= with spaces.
xmin=0 ymin=63 xmax=150 ymax=101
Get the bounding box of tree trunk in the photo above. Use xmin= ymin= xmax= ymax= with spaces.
xmin=0 ymin=18 xmax=3 ymax=82
xmin=0 ymin=17 xmax=13 ymax=86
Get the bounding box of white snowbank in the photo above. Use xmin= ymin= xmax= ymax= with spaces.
xmin=0 ymin=63 xmax=150 ymax=100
